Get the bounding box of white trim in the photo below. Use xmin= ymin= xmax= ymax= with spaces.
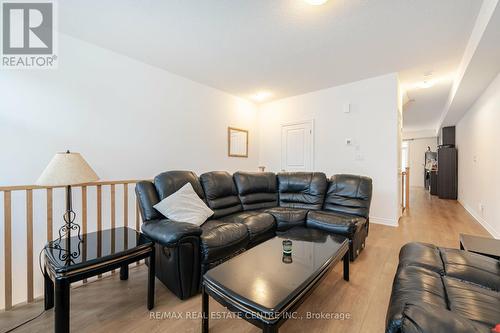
xmin=458 ymin=200 xmax=500 ymax=239
xmin=370 ymin=216 xmax=399 ymax=227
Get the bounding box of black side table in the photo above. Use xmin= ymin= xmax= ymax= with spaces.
xmin=459 ymin=233 xmax=500 ymax=260
xmin=43 ymin=227 xmax=155 ymax=333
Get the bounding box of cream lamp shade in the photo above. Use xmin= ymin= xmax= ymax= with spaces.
xmin=36 ymin=151 xmax=99 ymax=186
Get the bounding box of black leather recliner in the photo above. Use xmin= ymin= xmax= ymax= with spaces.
xmin=386 ymin=242 xmax=500 ymax=333
xmin=136 ymin=170 xmax=373 ymax=299
xmin=307 ymin=174 xmax=372 ymax=260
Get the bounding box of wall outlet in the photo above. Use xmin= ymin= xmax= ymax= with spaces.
xmin=479 ymin=203 xmax=485 ymax=216
xmin=355 ymin=153 xmax=364 ymax=161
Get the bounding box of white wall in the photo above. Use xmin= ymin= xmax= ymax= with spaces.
xmin=258 ymin=74 xmax=401 ymax=226
xmin=407 ymin=138 xmax=438 ymax=187
xmin=0 ymin=34 xmax=259 ymax=308
xmin=456 ymin=72 xmax=500 ymax=238
xmin=0 ymin=34 xmax=260 ymax=185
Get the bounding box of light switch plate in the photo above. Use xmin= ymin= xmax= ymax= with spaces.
xmin=343 ymin=103 xmax=351 ymax=113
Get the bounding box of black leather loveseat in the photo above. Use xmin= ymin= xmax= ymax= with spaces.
xmin=136 ymin=170 xmax=372 ymax=299
xmin=386 ymin=242 xmax=500 ymax=333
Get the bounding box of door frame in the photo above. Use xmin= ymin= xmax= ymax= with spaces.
xmin=280 ymin=119 xmax=315 ymax=172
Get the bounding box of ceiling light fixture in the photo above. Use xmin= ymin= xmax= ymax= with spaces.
xmin=304 ymin=0 xmax=329 ymax=5
xmin=251 ymin=91 xmax=273 ymax=102
xmin=419 ymin=80 xmax=435 ymax=89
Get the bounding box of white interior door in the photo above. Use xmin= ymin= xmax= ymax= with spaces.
xmin=281 ymin=121 xmax=313 ymax=172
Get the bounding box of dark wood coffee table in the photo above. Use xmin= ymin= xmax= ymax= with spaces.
xmin=43 ymin=227 xmax=155 ymax=333
xmin=459 ymin=233 xmax=500 ymax=260
xmin=202 ymin=227 xmax=349 ymax=333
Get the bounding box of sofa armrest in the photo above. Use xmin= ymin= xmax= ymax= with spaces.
xmin=141 ymin=219 xmax=202 ymax=246
xmin=386 ymin=302 xmax=490 ymax=333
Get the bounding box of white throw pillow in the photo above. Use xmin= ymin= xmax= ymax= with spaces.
xmin=153 ymin=183 xmax=213 ymax=226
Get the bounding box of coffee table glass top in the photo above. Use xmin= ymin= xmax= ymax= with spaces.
xmin=44 ymin=227 xmax=152 ymax=273
xmin=203 ymin=227 xmax=348 ymax=314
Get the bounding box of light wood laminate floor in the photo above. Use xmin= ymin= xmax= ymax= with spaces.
xmin=0 ymin=188 xmax=490 ymax=333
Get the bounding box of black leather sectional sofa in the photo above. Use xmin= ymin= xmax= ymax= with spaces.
xmin=136 ymin=170 xmax=372 ymax=299
xmin=386 ymin=242 xmax=500 ymax=333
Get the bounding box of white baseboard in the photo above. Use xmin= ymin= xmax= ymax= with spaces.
xmin=458 ymin=200 xmax=500 ymax=239
xmin=370 ymin=216 xmax=398 ymax=227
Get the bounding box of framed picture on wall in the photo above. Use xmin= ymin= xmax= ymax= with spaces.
xmin=228 ymin=127 xmax=248 ymax=157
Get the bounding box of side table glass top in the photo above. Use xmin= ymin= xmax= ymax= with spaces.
xmin=44 ymin=227 xmax=152 ymax=273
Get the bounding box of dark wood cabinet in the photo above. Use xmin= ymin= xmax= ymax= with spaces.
xmin=441 ymin=126 xmax=456 ymax=146
xmin=437 ymin=147 xmax=457 ymax=199
xmin=430 ymin=171 xmax=438 ymax=195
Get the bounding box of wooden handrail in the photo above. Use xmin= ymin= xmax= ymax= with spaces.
xmin=0 ymin=179 xmax=149 ymax=192
xmin=1 ymin=179 xmax=147 ymax=310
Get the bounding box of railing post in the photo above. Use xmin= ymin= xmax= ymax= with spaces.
xmin=405 ymin=167 xmax=410 ymax=210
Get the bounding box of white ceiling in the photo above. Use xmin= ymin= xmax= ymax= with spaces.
xmin=58 ymin=0 xmax=483 ymax=130
xmin=403 ymin=81 xmax=454 ymax=132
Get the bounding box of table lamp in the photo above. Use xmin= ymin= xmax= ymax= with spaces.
xmin=37 ymin=150 xmax=99 ymax=250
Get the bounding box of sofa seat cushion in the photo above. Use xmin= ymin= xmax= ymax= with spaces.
xmin=220 ymin=211 xmax=276 ymax=243
xmin=441 ymin=247 xmax=500 ymax=292
xmin=263 ymin=207 xmax=308 ymax=231
xmin=445 ymin=276 xmax=500 ymax=327
xmin=199 ymin=220 xmax=249 ymax=264
xmin=306 ymin=210 xmax=366 ymax=237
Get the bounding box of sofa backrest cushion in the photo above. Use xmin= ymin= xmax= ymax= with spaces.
xmin=277 ymin=172 xmax=327 ymax=210
xmin=324 ymin=174 xmax=372 ymax=218
xmin=135 ymin=181 xmax=162 ymax=221
xmin=233 ymin=172 xmax=278 ymax=210
xmin=154 ymin=170 xmax=205 ymax=200
xmin=200 ymin=171 xmax=243 ymax=218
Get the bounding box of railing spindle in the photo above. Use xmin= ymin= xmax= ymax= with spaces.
xmin=46 ymin=188 xmax=53 ymax=241
xmin=111 ymin=184 xmax=116 ymax=229
xmin=97 ymin=185 xmax=102 ymax=278
xmin=136 ymin=199 xmax=141 ymax=265
xmin=81 ymin=186 xmax=87 ymax=283
xmin=135 ymin=199 xmax=140 ymax=231
xmin=4 ymin=191 xmax=12 ymax=310
xmin=26 ymin=189 xmax=34 ymax=303
xmin=124 ymin=184 xmax=128 ymax=228
xmin=110 ymin=184 xmax=116 ymax=273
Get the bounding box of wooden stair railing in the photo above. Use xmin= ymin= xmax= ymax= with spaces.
xmin=0 ymin=179 xmax=148 ymax=311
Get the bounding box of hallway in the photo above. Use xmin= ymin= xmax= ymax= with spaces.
xmin=1 ymin=187 xmax=491 ymax=333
